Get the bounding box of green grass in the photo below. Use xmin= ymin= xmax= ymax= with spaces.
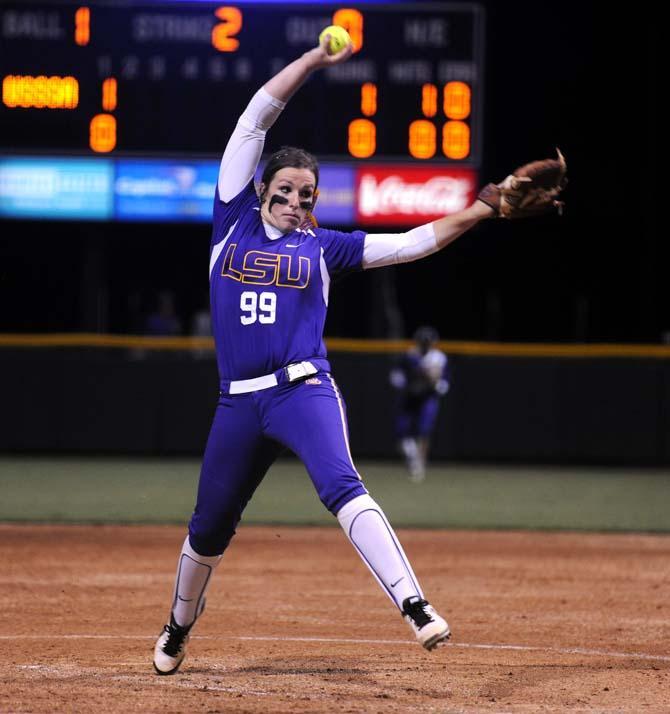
xmin=0 ymin=457 xmax=669 ymax=532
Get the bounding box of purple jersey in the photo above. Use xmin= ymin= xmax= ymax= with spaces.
xmin=209 ymin=181 xmax=365 ymax=383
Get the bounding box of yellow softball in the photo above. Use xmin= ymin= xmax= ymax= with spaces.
xmin=319 ymin=25 xmax=351 ymax=55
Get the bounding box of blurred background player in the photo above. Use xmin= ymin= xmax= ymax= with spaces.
xmin=144 ymin=290 xmax=182 ymax=337
xmin=391 ymin=326 xmax=449 ymax=482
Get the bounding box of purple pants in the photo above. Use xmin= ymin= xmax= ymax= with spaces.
xmin=188 ymin=372 xmax=367 ymax=555
xmin=396 ymin=395 xmax=440 ymax=439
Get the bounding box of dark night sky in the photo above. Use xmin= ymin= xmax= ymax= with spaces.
xmin=0 ymin=1 xmax=662 ymax=342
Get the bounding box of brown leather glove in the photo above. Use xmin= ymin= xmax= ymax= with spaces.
xmin=478 ymin=149 xmax=567 ymax=218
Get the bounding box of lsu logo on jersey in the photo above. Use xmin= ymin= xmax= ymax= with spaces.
xmin=221 ymin=244 xmax=310 ymax=289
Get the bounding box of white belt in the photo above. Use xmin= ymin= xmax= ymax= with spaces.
xmin=228 ymin=361 xmax=318 ymax=395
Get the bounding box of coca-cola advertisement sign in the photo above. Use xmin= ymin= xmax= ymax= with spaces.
xmin=355 ymin=165 xmax=478 ymax=226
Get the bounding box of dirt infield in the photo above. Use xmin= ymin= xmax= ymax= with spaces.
xmin=1 ymin=524 xmax=668 ymax=713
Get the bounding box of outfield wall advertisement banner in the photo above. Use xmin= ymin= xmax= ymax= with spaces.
xmin=0 ymin=156 xmax=477 ymax=227
xmin=0 ymin=157 xmax=113 ymax=220
xmin=114 ymin=160 xmax=219 ymax=222
xmin=355 ymin=165 xmax=478 ymax=226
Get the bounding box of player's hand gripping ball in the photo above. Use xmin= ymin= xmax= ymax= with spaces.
xmin=319 ymin=25 xmax=352 ymax=55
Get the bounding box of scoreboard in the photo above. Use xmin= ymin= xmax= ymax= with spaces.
xmin=1 ymin=1 xmax=484 ymax=163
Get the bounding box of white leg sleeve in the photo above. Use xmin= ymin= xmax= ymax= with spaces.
xmin=171 ymin=536 xmax=222 ymax=627
xmin=337 ymin=494 xmax=423 ymax=610
xmin=401 ymin=438 xmax=423 ymax=479
xmin=401 ymin=437 xmax=419 ymax=465
xmin=401 ymin=437 xmax=417 ymax=457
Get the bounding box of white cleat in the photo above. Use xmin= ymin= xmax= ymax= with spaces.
xmin=402 ymin=596 xmax=451 ymax=651
xmin=153 ymin=614 xmax=192 ymax=675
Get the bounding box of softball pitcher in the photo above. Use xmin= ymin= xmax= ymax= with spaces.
xmin=152 ymin=33 xmax=554 ymax=675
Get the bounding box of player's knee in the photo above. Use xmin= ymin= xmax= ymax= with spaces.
xmin=188 ymin=523 xmax=235 ymax=557
xmin=321 ymin=482 xmax=368 ymax=516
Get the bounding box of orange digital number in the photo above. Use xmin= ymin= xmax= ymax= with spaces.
xmin=348 ymin=118 xmax=376 ymax=158
xmin=75 ymin=7 xmax=90 ymax=46
xmin=361 ymin=83 xmax=377 ymax=117
xmin=443 ymin=81 xmax=471 ymax=120
xmin=442 ymin=120 xmax=470 ymax=159
xmin=101 ymin=77 xmax=117 ymax=111
xmin=332 ymin=8 xmax=363 ymax=53
xmin=90 ymin=113 xmax=116 ymax=153
xmin=212 ymin=6 xmax=242 ymax=52
xmin=409 ymin=120 xmax=436 ymax=159
xmin=421 ymin=84 xmax=438 ymax=118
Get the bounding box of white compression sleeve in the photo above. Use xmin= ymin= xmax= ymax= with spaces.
xmin=361 ymin=222 xmax=438 ymax=270
xmin=217 ymin=88 xmax=287 ymax=202
xmin=337 ymin=494 xmax=423 ymax=610
xmin=171 ymin=536 xmax=223 ymax=627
